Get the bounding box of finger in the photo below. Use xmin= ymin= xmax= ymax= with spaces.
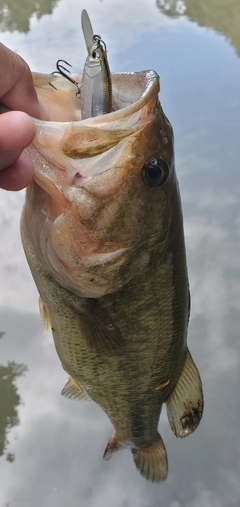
xmin=0 ymin=43 xmax=41 ymax=119
xmin=0 ymin=151 xmax=34 ymax=190
xmin=0 ymin=111 xmax=35 ymax=171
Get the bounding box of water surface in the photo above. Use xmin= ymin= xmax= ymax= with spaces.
xmin=0 ymin=0 xmax=240 ymax=505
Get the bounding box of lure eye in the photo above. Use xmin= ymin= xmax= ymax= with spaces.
xmin=142 ymin=157 xmax=169 ymax=188
xmin=92 ymin=47 xmax=102 ymax=60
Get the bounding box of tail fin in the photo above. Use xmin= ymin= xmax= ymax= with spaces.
xmin=132 ymin=433 xmax=168 ymax=483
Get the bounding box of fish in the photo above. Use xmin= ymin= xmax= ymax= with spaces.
xmin=80 ymin=9 xmax=112 ymax=119
xmin=20 ymin=68 xmax=203 ymax=483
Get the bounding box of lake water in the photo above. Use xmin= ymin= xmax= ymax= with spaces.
xmin=0 ymin=0 xmax=240 ymax=505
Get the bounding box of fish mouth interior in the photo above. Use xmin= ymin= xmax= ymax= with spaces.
xmin=33 ymin=71 xmax=159 ymax=123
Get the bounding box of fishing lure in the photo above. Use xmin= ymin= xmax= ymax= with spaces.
xmin=50 ymin=10 xmax=112 ymax=119
xmin=80 ymin=9 xmax=112 ymax=119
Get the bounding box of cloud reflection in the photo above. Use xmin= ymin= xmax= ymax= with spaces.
xmin=157 ymin=0 xmax=240 ymax=56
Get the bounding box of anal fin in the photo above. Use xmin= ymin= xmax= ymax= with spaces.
xmin=166 ymin=348 xmax=203 ymax=438
xmin=132 ymin=433 xmax=168 ymax=483
xmin=103 ymin=432 xmax=122 ymax=460
xmin=61 ymin=377 xmax=91 ymax=402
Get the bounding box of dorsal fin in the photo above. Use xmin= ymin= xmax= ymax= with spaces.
xmin=165 ymin=348 xmax=203 ymax=437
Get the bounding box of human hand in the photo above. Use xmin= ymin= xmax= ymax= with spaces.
xmin=0 ymin=43 xmax=42 ymax=191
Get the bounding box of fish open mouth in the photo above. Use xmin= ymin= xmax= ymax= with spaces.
xmin=29 ymin=70 xmax=160 ymax=197
xmin=33 ymin=70 xmax=160 ymax=123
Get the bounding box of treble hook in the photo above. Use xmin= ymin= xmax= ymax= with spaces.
xmin=49 ymin=59 xmax=81 ymax=98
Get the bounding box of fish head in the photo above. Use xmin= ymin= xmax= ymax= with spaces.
xmin=24 ymin=70 xmax=180 ymax=297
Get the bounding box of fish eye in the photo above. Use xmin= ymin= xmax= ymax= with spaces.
xmin=142 ymin=157 xmax=169 ymax=188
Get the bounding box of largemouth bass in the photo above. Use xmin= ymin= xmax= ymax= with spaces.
xmin=21 ymin=70 xmax=203 ymax=483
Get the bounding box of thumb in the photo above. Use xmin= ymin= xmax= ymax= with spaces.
xmin=0 ymin=43 xmax=42 ymax=119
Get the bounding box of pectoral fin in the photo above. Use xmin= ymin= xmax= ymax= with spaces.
xmin=39 ymin=296 xmax=51 ymax=333
xmin=75 ymin=301 xmax=125 ymax=356
xmin=132 ymin=433 xmax=168 ymax=483
xmin=166 ymin=349 xmax=203 ymax=438
xmin=61 ymin=377 xmax=91 ymax=402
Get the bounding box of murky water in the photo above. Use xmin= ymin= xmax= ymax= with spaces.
xmin=0 ymin=0 xmax=240 ymax=505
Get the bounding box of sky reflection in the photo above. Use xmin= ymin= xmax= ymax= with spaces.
xmin=0 ymin=0 xmax=240 ymax=506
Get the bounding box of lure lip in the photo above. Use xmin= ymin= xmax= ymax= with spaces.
xmin=81 ymin=9 xmax=95 ymax=56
